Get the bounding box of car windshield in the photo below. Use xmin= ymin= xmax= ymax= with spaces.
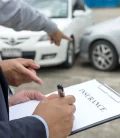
xmin=25 ymin=0 xmax=68 ymax=18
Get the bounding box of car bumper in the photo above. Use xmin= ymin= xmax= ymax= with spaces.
xmin=0 ymin=41 xmax=67 ymax=67
xmin=35 ymin=42 xmax=67 ymax=66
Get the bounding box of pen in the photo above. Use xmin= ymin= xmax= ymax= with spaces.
xmin=57 ymin=84 xmax=65 ymax=98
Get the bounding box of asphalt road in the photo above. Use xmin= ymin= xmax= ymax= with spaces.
xmin=14 ymin=8 xmax=120 ymax=138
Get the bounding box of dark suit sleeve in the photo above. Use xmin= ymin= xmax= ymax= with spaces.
xmin=0 ymin=117 xmax=47 ymax=138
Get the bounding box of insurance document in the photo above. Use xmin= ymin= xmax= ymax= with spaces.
xmin=9 ymin=80 xmax=120 ymax=135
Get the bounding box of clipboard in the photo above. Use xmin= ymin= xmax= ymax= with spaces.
xmin=71 ymin=114 xmax=120 ymax=135
xmin=71 ymin=81 xmax=120 ymax=135
xmin=9 ymin=80 xmax=120 ymax=136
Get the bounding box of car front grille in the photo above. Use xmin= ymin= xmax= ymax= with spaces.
xmin=22 ymin=51 xmax=36 ymax=59
xmin=0 ymin=37 xmax=29 ymax=46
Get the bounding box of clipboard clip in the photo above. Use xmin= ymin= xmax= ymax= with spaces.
xmin=98 ymin=83 xmax=120 ymax=103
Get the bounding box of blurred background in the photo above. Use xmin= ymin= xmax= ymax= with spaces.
xmin=85 ymin=0 xmax=120 ymax=8
xmin=1 ymin=0 xmax=120 ymax=138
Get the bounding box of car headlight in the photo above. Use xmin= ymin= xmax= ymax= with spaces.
xmin=83 ymin=30 xmax=93 ymax=36
xmin=38 ymin=35 xmax=49 ymax=41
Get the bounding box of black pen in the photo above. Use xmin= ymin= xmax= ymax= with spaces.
xmin=57 ymin=84 xmax=65 ymax=98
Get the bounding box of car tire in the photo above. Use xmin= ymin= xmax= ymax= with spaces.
xmin=90 ymin=40 xmax=118 ymax=71
xmin=63 ymin=41 xmax=75 ymax=68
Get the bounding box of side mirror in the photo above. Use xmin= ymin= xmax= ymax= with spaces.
xmin=73 ymin=10 xmax=85 ymax=17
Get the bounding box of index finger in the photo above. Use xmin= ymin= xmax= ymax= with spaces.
xmin=47 ymin=94 xmax=58 ymax=100
xmin=21 ymin=66 xmax=43 ymax=85
xmin=28 ymin=71 xmax=43 ymax=85
xmin=62 ymin=34 xmax=73 ymax=41
xmin=60 ymin=95 xmax=76 ymax=105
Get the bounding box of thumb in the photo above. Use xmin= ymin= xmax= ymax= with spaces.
xmin=62 ymin=34 xmax=72 ymax=41
xmin=28 ymin=62 xmax=40 ymax=70
xmin=27 ymin=90 xmax=46 ymax=101
xmin=34 ymin=92 xmax=46 ymax=100
xmin=28 ymin=68 xmax=37 ymax=75
xmin=19 ymin=59 xmax=40 ymax=69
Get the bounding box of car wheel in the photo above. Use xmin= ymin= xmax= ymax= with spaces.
xmin=90 ymin=40 xmax=118 ymax=71
xmin=63 ymin=41 xmax=75 ymax=68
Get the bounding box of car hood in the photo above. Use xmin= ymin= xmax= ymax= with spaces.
xmin=0 ymin=19 xmax=71 ymax=37
xmin=86 ymin=17 xmax=120 ymax=32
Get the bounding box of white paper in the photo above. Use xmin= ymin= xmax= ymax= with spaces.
xmin=9 ymin=80 xmax=120 ymax=133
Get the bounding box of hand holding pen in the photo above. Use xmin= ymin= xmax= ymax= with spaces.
xmin=33 ymin=85 xmax=76 ymax=138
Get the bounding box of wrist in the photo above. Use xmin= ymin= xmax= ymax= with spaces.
xmin=0 ymin=62 xmax=3 ymax=70
xmin=8 ymin=101 xmax=12 ymax=107
xmin=8 ymin=98 xmax=13 ymax=107
xmin=0 ymin=61 xmax=7 ymax=76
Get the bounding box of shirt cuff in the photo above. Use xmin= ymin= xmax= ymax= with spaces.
xmin=32 ymin=115 xmax=49 ymax=138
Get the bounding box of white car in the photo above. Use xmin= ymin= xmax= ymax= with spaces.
xmin=0 ymin=0 xmax=93 ymax=68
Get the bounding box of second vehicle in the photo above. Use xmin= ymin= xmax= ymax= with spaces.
xmin=80 ymin=17 xmax=120 ymax=71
